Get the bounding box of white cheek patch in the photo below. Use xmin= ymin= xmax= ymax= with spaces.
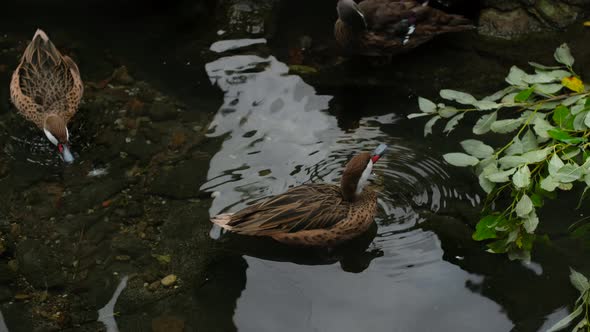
xmin=355 ymin=160 xmax=373 ymax=196
xmin=44 ymin=129 xmax=59 ymax=146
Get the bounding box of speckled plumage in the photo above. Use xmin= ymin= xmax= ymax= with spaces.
xmin=10 ymin=29 xmax=83 ymax=143
xmin=211 ymin=152 xmax=380 ymax=247
xmin=334 ymin=0 xmax=474 ymax=56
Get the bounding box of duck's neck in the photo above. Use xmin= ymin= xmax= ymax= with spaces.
xmin=341 ymin=160 xmax=373 ymax=202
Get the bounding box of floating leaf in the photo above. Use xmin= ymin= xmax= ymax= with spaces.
xmin=537 ymin=100 xmax=562 ymax=110
xmin=543 ymin=69 xmax=571 ymax=81
xmin=423 ymin=115 xmax=441 ymax=137
xmin=584 ymin=112 xmax=590 ymax=129
xmin=516 ymin=194 xmax=533 ymax=217
xmin=460 ymin=139 xmax=494 ymax=159
xmin=407 ymin=113 xmax=431 ymax=119
xmin=562 ymin=76 xmax=585 ymax=93
xmin=513 ymin=165 xmax=531 ymax=188
xmin=418 ymin=97 xmax=437 ymax=113
xmin=505 ymin=137 xmax=524 ymax=156
xmin=514 ymin=87 xmax=535 ymax=102
xmin=521 ymin=129 xmax=539 ymax=152
xmin=569 ymin=268 xmax=590 ymax=293
xmin=523 ymin=72 xmax=555 ymax=84
xmin=443 ymin=113 xmax=464 ymax=134
xmin=535 ymin=83 xmax=563 ymax=95
xmin=443 ymin=153 xmax=479 ymax=167
xmin=501 ymin=93 xmax=518 ymax=104
xmin=473 ymin=215 xmax=502 ymax=241
xmin=486 ymin=168 xmax=517 ymax=183
xmin=548 ymin=128 xmax=587 ymax=144
xmin=562 ymin=147 xmax=581 ymax=159
xmin=523 ymin=210 xmax=539 ymax=233
xmin=554 ymin=43 xmax=574 ymax=67
xmin=439 ymin=89 xmax=478 ymax=105
xmin=439 ymin=106 xmax=459 ymax=118
xmin=491 ymin=118 xmax=523 ymax=134
xmin=546 ymin=305 xmax=583 ymax=332
xmin=473 ymin=112 xmax=497 ymax=135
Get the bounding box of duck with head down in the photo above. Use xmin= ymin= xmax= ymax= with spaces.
xmin=211 ymin=144 xmax=387 ymax=247
xmin=10 ymin=29 xmax=83 ymax=163
xmin=334 ymin=0 xmax=474 ymax=56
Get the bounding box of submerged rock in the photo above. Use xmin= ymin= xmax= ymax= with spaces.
xmin=16 ymin=239 xmax=66 ymax=289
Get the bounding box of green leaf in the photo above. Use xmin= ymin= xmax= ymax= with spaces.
xmin=443 ymin=113 xmax=464 ymax=134
xmin=478 ymin=172 xmax=495 ymax=194
xmin=571 ymin=104 xmax=585 ymax=115
xmin=544 ymin=69 xmax=571 ymax=81
xmin=562 ymin=147 xmax=581 ymax=159
xmin=483 ymin=87 xmax=515 ymax=102
xmin=473 ymin=100 xmax=499 ymax=110
xmin=439 ymin=89 xmax=477 ymax=105
xmin=573 ymin=111 xmax=588 ymax=130
xmin=505 ymin=66 xmax=527 ymax=87
xmin=473 ymin=215 xmax=502 ymax=241
xmin=407 ymin=113 xmax=431 ymax=119
xmin=541 ymin=175 xmax=559 ymax=192
xmin=502 ymin=93 xmax=518 ymax=104
xmin=498 ymin=155 xmax=527 ymax=169
xmin=439 ymin=106 xmax=459 ymax=118
xmin=521 ymin=129 xmax=539 ymax=152
xmin=514 ymin=87 xmax=534 ymax=102
xmin=584 ymin=111 xmax=590 ymax=128
xmin=535 ymin=83 xmax=563 ymax=95
xmin=563 ymin=95 xmax=585 ymax=107
xmin=523 ymin=210 xmax=539 ymax=233
xmin=516 ymin=194 xmax=533 ymax=217
xmin=473 ymin=112 xmax=497 ymax=135
xmin=523 ymin=72 xmax=556 ymax=84
xmin=552 ymin=105 xmax=570 ymax=127
xmin=528 ymin=62 xmax=562 ymax=70
xmin=491 ymin=118 xmax=523 ymax=134
xmin=423 ymin=115 xmax=441 ymax=137
xmin=512 ymin=165 xmax=531 ymax=188
xmin=443 ymin=153 xmax=479 ymax=167
xmin=418 ymin=97 xmax=437 ymax=113
xmin=460 ymin=139 xmax=494 ymax=159
xmin=522 ymin=147 xmax=551 ymax=163
xmin=569 ymin=268 xmax=590 ymax=293
xmin=486 ymin=168 xmax=517 ymax=183
xmin=487 ymin=239 xmax=509 ymax=253
xmin=554 ymin=43 xmax=574 ymax=67
xmin=531 ymin=193 xmax=544 ymax=207
xmin=546 ymin=305 xmax=583 ymax=332
xmin=555 ymin=164 xmax=583 ymax=183
xmin=548 ymin=128 xmax=587 ymax=144
xmin=549 ymin=154 xmax=565 ymax=175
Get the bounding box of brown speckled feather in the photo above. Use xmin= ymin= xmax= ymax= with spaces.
xmin=335 ymin=0 xmax=474 ymax=56
xmin=10 ymin=29 xmax=83 ymax=129
xmin=226 ymin=184 xmax=349 ymax=235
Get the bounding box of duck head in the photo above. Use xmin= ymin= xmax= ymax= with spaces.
xmin=43 ymin=115 xmax=74 ymax=163
xmin=340 ymin=144 xmax=387 ymax=201
xmin=337 ymin=0 xmax=367 ymax=31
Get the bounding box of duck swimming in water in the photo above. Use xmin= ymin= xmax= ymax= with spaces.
xmin=211 ymin=144 xmax=387 ymax=247
xmin=334 ymin=0 xmax=474 ymax=56
xmin=10 ymin=29 xmax=83 ymax=163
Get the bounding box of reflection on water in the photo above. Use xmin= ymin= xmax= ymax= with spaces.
xmin=200 ymin=42 xmax=512 ymax=331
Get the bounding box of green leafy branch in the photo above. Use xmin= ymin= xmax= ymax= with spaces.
xmin=409 ymin=43 xmax=590 ymax=260
xmin=547 ymin=268 xmax=590 ymax=332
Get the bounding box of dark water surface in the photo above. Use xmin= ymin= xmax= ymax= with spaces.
xmin=0 ymin=2 xmax=589 ymax=332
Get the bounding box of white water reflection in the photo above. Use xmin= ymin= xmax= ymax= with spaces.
xmin=97 ymin=275 xmax=129 ymax=332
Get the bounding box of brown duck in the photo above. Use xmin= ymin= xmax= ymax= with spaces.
xmin=10 ymin=29 xmax=83 ymax=163
xmin=334 ymin=0 xmax=474 ymax=56
xmin=211 ymin=144 xmax=387 ymax=247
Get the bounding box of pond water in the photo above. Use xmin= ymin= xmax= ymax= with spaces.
xmin=0 ymin=1 xmax=589 ymax=332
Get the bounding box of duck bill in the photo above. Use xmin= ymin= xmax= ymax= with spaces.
xmin=58 ymin=143 xmax=74 ymax=163
xmin=371 ymin=143 xmax=387 ymax=163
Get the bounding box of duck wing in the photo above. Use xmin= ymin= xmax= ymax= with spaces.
xmin=357 ymin=0 xmax=473 ymax=54
xmin=10 ymin=29 xmax=83 ymax=126
xmin=223 ymin=184 xmax=350 ymax=236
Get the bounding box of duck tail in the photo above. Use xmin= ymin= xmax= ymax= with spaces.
xmin=23 ymin=29 xmax=62 ymax=66
xmin=211 ymin=213 xmax=235 ymax=229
